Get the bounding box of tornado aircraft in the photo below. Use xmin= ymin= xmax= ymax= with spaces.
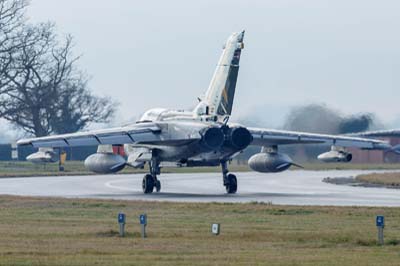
xmin=17 ymin=31 xmax=398 ymax=194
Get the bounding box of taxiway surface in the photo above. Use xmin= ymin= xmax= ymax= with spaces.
xmin=0 ymin=170 xmax=399 ymax=206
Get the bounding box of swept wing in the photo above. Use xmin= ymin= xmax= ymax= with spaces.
xmin=349 ymin=129 xmax=400 ymax=138
xmin=248 ymin=127 xmax=391 ymax=150
xmin=17 ymin=122 xmax=201 ymax=148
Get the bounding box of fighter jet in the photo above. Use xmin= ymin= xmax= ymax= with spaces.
xmin=17 ymin=31 xmax=396 ymax=194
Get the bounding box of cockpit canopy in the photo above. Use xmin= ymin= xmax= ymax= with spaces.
xmin=139 ymin=108 xmax=168 ymax=122
xmin=138 ymin=108 xmax=193 ymax=122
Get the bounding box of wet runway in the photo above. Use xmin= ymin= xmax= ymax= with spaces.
xmin=0 ymin=170 xmax=399 ymax=206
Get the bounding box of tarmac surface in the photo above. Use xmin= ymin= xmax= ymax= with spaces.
xmin=0 ymin=170 xmax=399 ymax=206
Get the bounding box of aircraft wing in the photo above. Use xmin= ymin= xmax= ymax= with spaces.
xmin=17 ymin=122 xmax=201 ymax=148
xmin=248 ymin=127 xmax=391 ymax=150
xmin=349 ymin=129 xmax=400 ymax=138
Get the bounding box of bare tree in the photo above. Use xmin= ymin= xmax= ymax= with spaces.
xmin=0 ymin=0 xmax=115 ymax=137
xmin=0 ymin=0 xmax=28 ymax=90
xmin=0 ymin=0 xmax=27 ymax=48
xmin=50 ymin=76 xmax=116 ymax=134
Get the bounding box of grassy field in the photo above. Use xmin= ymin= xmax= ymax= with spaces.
xmin=1 ymin=196 xmax=400 ymax=265
xmin=1 ymin=161 xmax=400 ymax=178
xmin=356 ymin=172 xmax=400 ymax=187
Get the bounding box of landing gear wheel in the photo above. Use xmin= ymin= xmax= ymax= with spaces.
xmin=142 ymin=174 xmax=154 ymax=194
xmin=155 ymin=180 xmax=161 ymax=192
xmin=225 ymin=173 xmax=237 ymax=194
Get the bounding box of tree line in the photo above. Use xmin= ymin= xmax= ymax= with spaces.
xmin=0 ymin=0 xmax=115 ymax=137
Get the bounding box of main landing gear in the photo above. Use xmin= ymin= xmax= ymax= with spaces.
xmin=142 ymin=159 xmax=161 ymax=194
xmin=221 ymin=161 xmax=237 ymax=194
xmin=142 ymin=159 xmax=237 ymax=194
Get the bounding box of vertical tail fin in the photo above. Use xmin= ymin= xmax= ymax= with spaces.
xmin=195 ymin=31 xmax=245 ymax=119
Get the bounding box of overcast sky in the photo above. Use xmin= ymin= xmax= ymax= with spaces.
xmin=23 ymin=0 xmax=400 ymax=128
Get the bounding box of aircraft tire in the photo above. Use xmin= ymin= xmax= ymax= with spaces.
xmin=155 ymin=180 xmax=161 ymax=192
xmin=142 ymin=174 xmax=154 ymax=194
xmin=226 ymin=173 xmax=237 ymax=194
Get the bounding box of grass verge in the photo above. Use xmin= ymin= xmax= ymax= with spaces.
xmin=0 ymin=196 xmax=400 ymax=265
xmin=356 ymin=172 xmax=400 ymax=187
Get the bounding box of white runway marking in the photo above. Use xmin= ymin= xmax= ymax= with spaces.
xmin=105 ymin=179 xmax=137 ymax=192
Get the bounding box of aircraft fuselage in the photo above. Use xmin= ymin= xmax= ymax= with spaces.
xmin=123 ymin=109 xmax=251 ymax=166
